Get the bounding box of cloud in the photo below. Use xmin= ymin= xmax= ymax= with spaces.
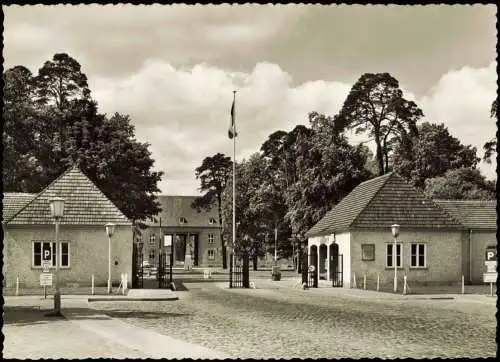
xmin=90 ymin=60 xmax=496 ymax=195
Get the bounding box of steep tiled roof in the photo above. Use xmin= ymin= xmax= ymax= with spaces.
xmin=306 ymin=173 xmax=392 ymax=237
xmin=146 ymin=195 xmax=219 ymax=228
xmin=2 ymin=193 xmax=37 ymax=222
xmin=6 ymin=165 xmax=132 ymax=226
xmin=434 ymin=200 xmax=497 ymax=230
xmin=306 ymin=173 xmax=462 ymax=237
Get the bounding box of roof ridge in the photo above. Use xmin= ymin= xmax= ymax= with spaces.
xmin=434 ymin=199 xmax=496 ymax=203
xmin=5 ymin=167 xmax=72 ymax=223
xmin=349 ymin=172 xmax=394 ymax=228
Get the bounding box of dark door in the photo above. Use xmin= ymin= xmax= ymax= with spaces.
xmin=193 ymin=234 xmax=199 ymax=266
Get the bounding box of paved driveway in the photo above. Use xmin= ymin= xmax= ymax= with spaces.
xmin=89 ymin=280 xmax=496 ymax=359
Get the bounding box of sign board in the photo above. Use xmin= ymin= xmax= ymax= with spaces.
xmin=308 ymin=265 xmax=315 ymax=272
xmin=40 ymin=273 xmax=53 ymax=286
xmin=485 ymin=260 xmax=497 ymax=273
xmin=42 ymin=243 xmax=52 ymax=261
xmin=485 ymin=247 xmax=497 ymax=261
xmin=164 ymin=235 xmax=172 ymax=247
xmin=483 ymin=273 xmax=497 ymax=283
xmin=41 ymin=260 xmax=52 ymax=271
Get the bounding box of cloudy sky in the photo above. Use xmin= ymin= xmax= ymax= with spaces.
xmin=3 ymin=4 xmax=497 ymax=195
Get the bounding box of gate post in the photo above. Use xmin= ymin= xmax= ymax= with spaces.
xmin=243 ymin=252 xmax=249 ymax=288
xmin=229 ymin=251 xmax=233 ymax=288
xmin=301 ymin=252 xmax=308 ymax=285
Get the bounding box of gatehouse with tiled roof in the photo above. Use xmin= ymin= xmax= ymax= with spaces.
xmin=306 ymin=172 xmax=496 ymax=288
xmin=2 ymin=165 xmax=133 ymax=288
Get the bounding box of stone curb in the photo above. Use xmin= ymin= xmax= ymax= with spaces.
xmin=87 ymin=296 xmax=179 ymax=302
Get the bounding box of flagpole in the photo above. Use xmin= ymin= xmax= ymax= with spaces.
xmin=232 ymin=90 xmax=236 ymax=272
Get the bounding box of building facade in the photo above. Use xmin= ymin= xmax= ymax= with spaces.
xmin=306 ymin=172 xmax=497 ymax=288
xmin=139 ymin=196 xmax=223 ymax=268
xmin=2 ymin=166 xmax=133 ymax=288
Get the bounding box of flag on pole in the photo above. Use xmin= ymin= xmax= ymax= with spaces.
xmin=228 ymin=92 xmax=237 ymax=139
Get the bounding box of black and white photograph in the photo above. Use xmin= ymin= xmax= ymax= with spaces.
xmin=1 ymin=3 xmax=497 ymax=359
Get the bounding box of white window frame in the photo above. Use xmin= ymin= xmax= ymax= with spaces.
xmin=32 ymin=240 xmax=71 ymax=269
xmin=208 ymin=233 xmax=215 ymax=244
xmin=149 ymin=233 xmax=156 ymax=245
xmin=179 ymin=217 xmax=187 ymax=224
xmin=386 ymin=243 xmax=403 ymax=268
xmin=209 ymin=218 xmax=217 ymax=225
xmin=410 ymin=243 xmax=427 ymax=268
xmin=207 ymin=249 xmax=215 ymax=260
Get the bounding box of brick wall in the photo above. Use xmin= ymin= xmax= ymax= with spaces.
xmin=3 ymin=224 xmax=133 ymax=288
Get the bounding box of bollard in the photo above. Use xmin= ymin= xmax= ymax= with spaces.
xmin=16 ymin=274 xmax=19 ymax=296
xmin=403 ymin=275 xmax=407 ymax=295
xmin=353 ymin=272 xmax=357 ymax=289
xmin=490 ymin=282 xmax=493 ymax=297
xmin=363 ymin=274 xmax=366 ymax=290
xmin=91 ymin=274 xmax=95 ymax=295
xmin=461 ymin=275 xmax=465 ymax=295
xmin=376 ymin=274 xmax=380 ymax=292
xmin=124 ymin=273 xmax=128 ymax=291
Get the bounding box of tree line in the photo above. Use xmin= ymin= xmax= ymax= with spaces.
xmin=193 ymin=73 xmax=496 ymax=270
xmin=3 ymin=53 xmax=163 ymax=231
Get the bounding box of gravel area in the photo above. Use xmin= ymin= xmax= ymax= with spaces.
xmin=90 ymin=282 xmax=496 ymax=359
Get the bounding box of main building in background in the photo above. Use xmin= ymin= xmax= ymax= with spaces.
xmin=139 ymin=196 xmax=222 ymax=268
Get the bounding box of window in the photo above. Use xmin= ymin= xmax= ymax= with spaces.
xmin=208 ymin=233 xmax=215 ymax=244
xmin=410 ymin=243 xmax=426 ymax=268
xmin=32 ymin=241 xmax=70 ymax=268
xmin=386 ymin=243 xmax=402 ymax=268
xmin=209 ymin=217 xmax=217 ymax=225
xmin=179 ymin=217 xmax=187 ymax=224
xmin=149 ymin=250 xmax=155 ymax=260
xmin=149 ymin=233 xmax=156 ymax=245
xmin=361 ymin=244 xmax=375 ymax=261
xmin=207 ymin=249 xmax=215 ymax=260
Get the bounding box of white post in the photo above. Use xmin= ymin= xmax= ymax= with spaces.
xmin=232 ymin=90 xmax=237 ymax=272
xmin=16 ymin=274 xmax=19 ymax=296
xmin=91 ymin=274 xmax=95 ymax=295
xmin=107 ymin=235 xmax=112 ymax=294
xmin=403 ymin=275 xmax=407 ymax=295
xmin=377 ymin=273 xmax=380 ymax=292
xmin=393 ymin=237 xmax=398 ymax=293
xmin=363 ymin=274 xmax=366 ymax=290
xmin=326 ymin=244 xmax=331 ymax=282
xmin=461 ymin=275 xmax=464 ymax=295
xmin=124 ymin=273 xmax=128 ymax=291
xmin=353 ymin=272 xmax=357 ymax=289
xmin=274 ymin=225 xmax=278 ymax=262
xmin=490 ymin=282 xmax=493 ymax=297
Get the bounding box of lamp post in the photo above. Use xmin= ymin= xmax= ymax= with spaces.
xmin=391 ymin=224 xmax=400 ymax=293
xmin=106 ymin=223 xmax=116 ymax=294
xmin=47 ymin=197 xmax=65 ymax=317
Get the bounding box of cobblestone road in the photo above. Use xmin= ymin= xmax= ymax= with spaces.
xmin=90 ymin=281 xmax=497 ymax=359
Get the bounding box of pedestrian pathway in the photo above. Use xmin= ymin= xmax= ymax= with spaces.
xmin=3 ymin=295 xmax=231 ymax=359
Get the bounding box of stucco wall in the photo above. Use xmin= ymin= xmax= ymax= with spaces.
xmin=308 ymin=232 xmax=351 ymax=287
xmin=470 ymin=230 xmax=497 ymax=284
xmin=350 ymin=229 xmax=463 ymax=287
xmin=3 ymin=224 xmax=133 ymax=288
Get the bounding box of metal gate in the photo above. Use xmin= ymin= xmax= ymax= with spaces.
xmin=133 ymin=243 xmax=144 ymax=288
xmin=230 ymin=252 xmax=249 ymax=288
xmin=332 ymin=254 xmax=343 ymax=287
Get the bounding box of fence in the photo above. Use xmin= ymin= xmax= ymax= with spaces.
xmin=350 ymin=273 xmax=496 ymax=296
xmin=3 ymin=273 xmax=130 ymax=297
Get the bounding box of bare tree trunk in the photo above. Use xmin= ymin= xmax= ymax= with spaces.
xmin=374 ymin=130 xmax=384 ymax=176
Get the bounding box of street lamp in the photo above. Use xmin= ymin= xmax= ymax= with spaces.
xmin=391 ymin=224 xmax=400 ymax=293
xmin=106 ymin=223 xmax=116 ymax=294
xmin=47 ymin=197 xmax=65 ymax=317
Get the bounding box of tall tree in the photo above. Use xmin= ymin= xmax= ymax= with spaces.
xmin=424 ymin=168 xmax=496 ymax=200
xmin=192 ymin=153 xmax=232 ymax=269
xmin=3 ymin=55 xmax=163 ymax=223
xmin=337 ymin=73 xmax=423 ymax=175
xmin=33 ymin=53 xmax=91 ymax=111
xmin=393 ymin=122 xmax=480 ymax=189
xmin=483 ymin=99 xmax=497 ymax=164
